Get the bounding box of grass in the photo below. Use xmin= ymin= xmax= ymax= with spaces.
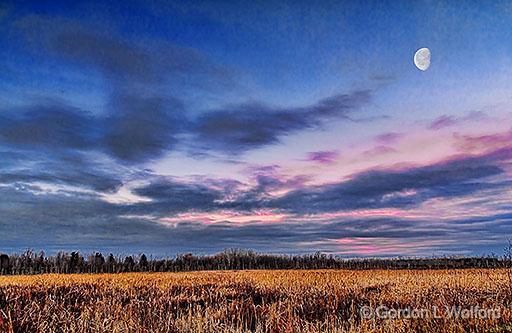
xmin=0 ymin=269 xmax=511 ymax=332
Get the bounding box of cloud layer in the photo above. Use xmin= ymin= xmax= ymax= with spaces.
xmin=1 ymin=3 xmax=512 ymax=257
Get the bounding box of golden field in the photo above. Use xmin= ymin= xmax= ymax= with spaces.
xmin=0 ymin=269 xmax=511 ymax=332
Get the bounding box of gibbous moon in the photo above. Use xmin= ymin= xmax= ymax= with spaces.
xmin=414 ymin=47 xmax=431 ymax=71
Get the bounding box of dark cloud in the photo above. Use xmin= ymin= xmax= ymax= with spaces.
xmin=128 ymin=179 xmax=224 ymax=216
xmin=0 ymin=103 xmax=96 ymax=150
xmin=273 ymin=154 xmax=505 ymax=213
xmin=193 ymin=90 xmax=372 ymax=153
xmin=0 ymin=102 xmax=124 ymax=192
xmin=49 ymin=29 xmax=235 ymax=91
xmin=154 ymin=217 xmax=448 ymax=255
xmin=254 ymin=174 xmax=310 ymax=192
xmin=450 ymin=211 xmax=512 ymax=226
xmin=0 ymin=98 xmax=185 ymax=164
xmin=2 ymin=5 xmax=511 ymax=257
xmin=123 ymin=148 xmax=510 ymax=218
xmin=0 ymin=90 xmax=369 ymax=165
xmin=0 ymin=3 xmax=10 ymax=22
xmin=0 ymin=89 xmax=373 ymax=190
xmin=2 ymin=182 xmax=511 ymax=256
xmin=1 ymin=144 xmax=511 ymax=255
xmin=0 ymin=171 xmax=119 ymax=193
xmin=103 ymin=94 xmax=187 ymax=163
xmin=0 ymin=185 xmax=162 ymax=253
xmin=134 ymin=179 xmax=222 ymax=203
xmin=10 ymin=15 xmax=374 ymax=161
xmin=11 ymin=16 xmax=233 ymax=163
xmin=231 ymin=174 xmax=311 ymax=206
xmin=0 ymin=151 xmax=123 ymax=193
xmin=16 ymin=15 xmax=232 ymax=87
xmin=0 ymin=151 xmax=27 ymax=168
xmin=52 ymin=30 xmax=158 ymax=83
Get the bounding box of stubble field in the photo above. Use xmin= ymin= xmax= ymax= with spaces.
xmin=0 ymin=269 xmax=511 ymax=332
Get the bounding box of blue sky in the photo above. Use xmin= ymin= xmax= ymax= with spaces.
xmin=1 ymin=0 xmax=512 ymax=256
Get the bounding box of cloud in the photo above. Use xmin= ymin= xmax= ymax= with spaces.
xmin=134 ymin=179 xmax=221 ymax=202
xmin=362 ymin=145 xmax=396 ymax=157
xmin=3 ymin=182 xmax=511 ymax=256
xmin=0 ymin=185 xmax=169 ymax=253
xmin=11 ymin=15 xmax=233 ymax=163
xmin=0 ymin=151 xmax=26 ymax=168
xmin=10 ymin=15 xmax=374 ymax=160
xmin=374 ymin=132 xmax=403 ymax=144
xmin=124 ymin=147 xmax=511 ymax=217
xmin=0 ymin=102 xmax=124 ymax=192
xmin=0 ymin=151 xmax=123 ymax=193
xmin=306 ymin=150 xmax=339 ymax=164
xmin=235 ymin=174 xmax=311 ymax=205
xmin=0 ymin=98 xmax=185 ymax=164
xmin=454 ymin=129 xmax=512 ymax=153
xmin=0 ymin=3 xmax=10 ymax=22
xmin=193 ymin=90 xmax=372 ymax=153
xmin=128 ymin=179 xmax=224 ymax=216
xmin=0 ymin=102 xmax=96 ymax=150
xmin=2 ymin=4 xmax=512 ymax=257
xmin=53 ymin=30 xmax=158 ymax=84
xmin=1 ymin=145 xmax=511 ymax=255
xmin=16 ymin=15 xmax=232 ymax=88
xmin=272 ymin=152 xmax=506 ymax=214
xmin=103 ymin=94 xmax=188 ymax=163
xmin=123 ymin=147 xmax=511 ymax=219
xmin=429 ymin=115 xmax=458 ymax=130
xmin=428 ymin=111 xmax=487 ymax=130
xmin=369 ymin=74 xmax=396 ymax=82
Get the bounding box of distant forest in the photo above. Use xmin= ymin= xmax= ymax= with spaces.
xmin=0 ymin=249 xmax=509 ymax=275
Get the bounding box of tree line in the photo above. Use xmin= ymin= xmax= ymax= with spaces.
xmin=0 ymin=249 xmax=507 ymax=275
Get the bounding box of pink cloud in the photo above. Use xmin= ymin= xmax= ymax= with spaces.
xmin=363 ymin=145 xmax=397 ymax=157
xmin=305 ymin=208 xmax=422 ymax=220
xmin=374 ymin=132 xmax=403 ymax=144
xmin=429 ymin=115 xmax=458 ymax=130
xmin=306 ymin=150 xmax=339 ymax=164
xmin=160 ymin=209 xmax=288 ymax=225
xmin=333 ymin=238 xmax=423 ymax=256
xmin=454 ymin=129 xmax=512 ymax=153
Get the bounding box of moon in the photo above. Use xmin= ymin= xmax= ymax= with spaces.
xmin=414 ymin=47 xmax=431 ymax=71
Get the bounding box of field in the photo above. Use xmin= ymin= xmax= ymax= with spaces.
xmin=0 ymin=269 xmax=511 ymax=332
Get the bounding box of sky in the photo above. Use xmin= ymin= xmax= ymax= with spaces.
xmin=1 ymin=0 xmax=512 ymax=257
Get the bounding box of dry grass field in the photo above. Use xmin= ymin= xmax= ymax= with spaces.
xmin=0 ymin=269 xmax=511 ymax=332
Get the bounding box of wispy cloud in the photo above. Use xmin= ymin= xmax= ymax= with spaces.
xmin=305 ymin=151 xmax=339 ymax=164
xmin=374 ymin=132 xmax=403 ymax=144
xmin=192 ymin=90 xmax=372 ymax=154
xmin=428 ymin=111 xmax=487 ymax=130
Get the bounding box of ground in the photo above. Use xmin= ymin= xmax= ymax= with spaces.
xmin=0 ymin=269 xmax=511 ymax=332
